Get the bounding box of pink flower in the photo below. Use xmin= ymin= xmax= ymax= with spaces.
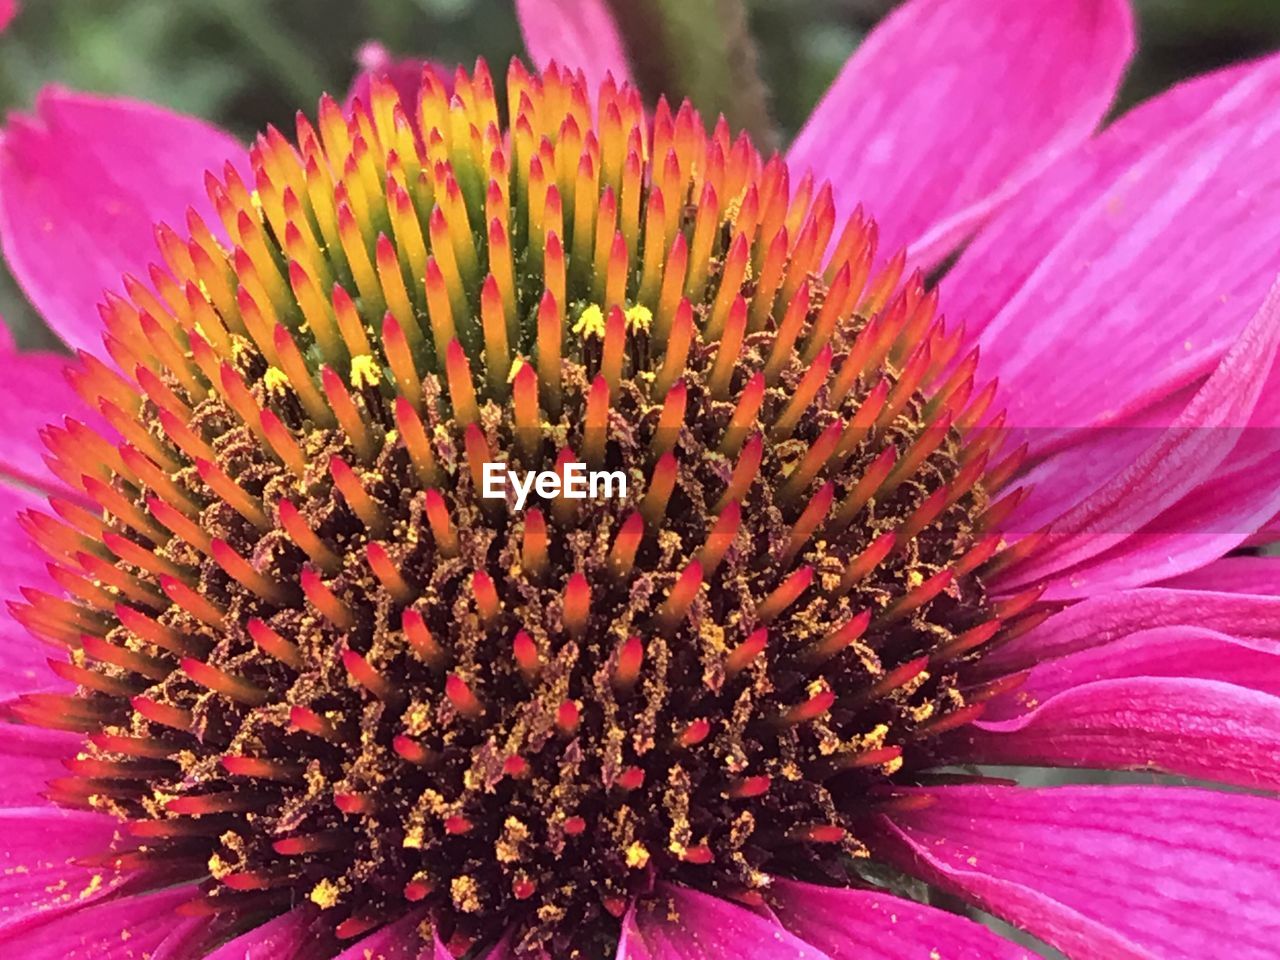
xmin=2 ymin=0 xmax=1280 ymax=957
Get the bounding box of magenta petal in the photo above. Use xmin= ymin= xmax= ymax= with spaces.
xmin=0 ymin=1 xmax=14 ymax=33
xmin=876 ymin=785 xmax=1280 ymax=960
xmin=970 ymin=630 xmax=1280 ymax=791
xmin=1001 ymin=276 xmax=1280 ymax=595
xmin=0 ymin=723 xmax=77 ymax=806
xmin=987 ymin=585 xmax=1280 ymax=674
xmin=950 ymin=54 xmax=1280 ymax=440
xmin=1246 ymin=507 xmax=1280 ymax=547
xmin=961 ymin=677 xmax=1280 ymax=788
xmin=1021 ymin=443 xmax=1280 ymax=597
xmin=0 ymin=482 xmax=71 ymax=701
xmin=149 ymin=911 xmax=221 ymax=960
xmin=515 ymin=0 xmax=633 ymax=92
xmin=0 ymin=884 xmax=202 ymax=959
xmin=946 ymin=58 xmax=1251 ymax=362
xmin=1158 ymin=555 xmax=1280 ymax=594
xmin=332 ymin=908 xmax=428 ymax=959
xmin=768 ymin=878 xmax=1029 ymax=959
xmin=617 ymin=884 xmax=829 ymax=959
xmin=1001 ymin=383 xmax=1195 ymax=536
xmin=478 ymin=936 xmax=516 ymax=959
xmin=0 ymin=806 xmax=132 ymax=936
xmin=202 ymin=906 xmax=323 ymax=959
xmin=431 ymin=931 xmax=512 ymax=959
xmin=0 ymin=89 xmax=242 ymax=356
xmin=0 ymin=345 xmax=99 ymax=493
xmin=985 ymin=624 xmax=1280 ymax=712
xmin=787 ymin=0 xmax=1132 ymax=270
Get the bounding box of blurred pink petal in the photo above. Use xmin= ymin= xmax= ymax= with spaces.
xmin=617 ymin=883 xmax=828 ymax=958
xmin=769 ymin=878 xmax=1030 ymax=959
xmin=0 ymin=806 xmax=133 ymax=937
xmin=345 ymin=41 xmax=450 ymax=118
xmin=516 ymin=0 xmax=634 ymax=93
xmin=950 ymin=54 xmax=1280 ymax=443
xmin=876 ymin=786 xmax=1280 ymax=959
xmin=0 ymin=1 xmax=16 ymax=33
xmin=0 ymin=884 xmax=204 ymax=959
xmin=0 ymin=90 xmax=242 ymax=357
xmin=788 ymin=0 xmax=1133 ymax=270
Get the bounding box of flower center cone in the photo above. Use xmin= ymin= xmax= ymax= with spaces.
xmin=12 ymin=59 xmax=1040 ymax=958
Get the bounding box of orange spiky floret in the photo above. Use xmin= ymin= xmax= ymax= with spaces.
xmin=10 ymin=59 xmax=1026 ymax=958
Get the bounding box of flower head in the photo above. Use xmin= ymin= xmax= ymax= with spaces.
xmin=10 ymin=58 xmax=1024 ymax=956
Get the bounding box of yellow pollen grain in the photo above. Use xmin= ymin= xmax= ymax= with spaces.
xmin=452 ymin=874 xmax=481 ymax=913
xmin=903 ymin=669 xmax=931 ymax=696
xmin=78 ymin=874 xmax=104 ymax=900
xmin=625 ymin=841 xmax=650 ymax=869
xmin=249 ymin=189 xmax=263 ymax=212
xmin=624 ymin=304 xmax=652 ymax=332
xmin=310 ymin=877 xmax=341 ymax=909
xmin=263 ymin=367 xmax=291 ymax=395
xmin=497 ymin=817 xmax=530 ymax=863
xmin=350 ymin=354 xmax=382 ymax=388
xmin=910 ymin=702 xmax=936 ymax=723
xmin=906 ymin=569 xmax=925 ymax=588
xmin=404 ymin=702 xmax=431 ymax=735
xmin=403 ymin=825 xmax=424 ymax=849
xmin=572 ymin=304 xmax=606 ymax=339
xmin=508 ymin=356 xmax=526 ymax=382
xmin=208 ymin=852 xmax=232 ymax=879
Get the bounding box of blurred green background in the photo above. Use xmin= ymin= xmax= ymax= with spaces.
xmin=2 ymin=0 xmax=1278 ymax=349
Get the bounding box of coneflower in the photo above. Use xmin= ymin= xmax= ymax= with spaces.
xmin=10 ymin=60 xmax=1020 ymax=955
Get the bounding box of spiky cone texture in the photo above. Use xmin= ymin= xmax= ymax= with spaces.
xmin=12 ymin=60 xmax=1033 ymax=958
